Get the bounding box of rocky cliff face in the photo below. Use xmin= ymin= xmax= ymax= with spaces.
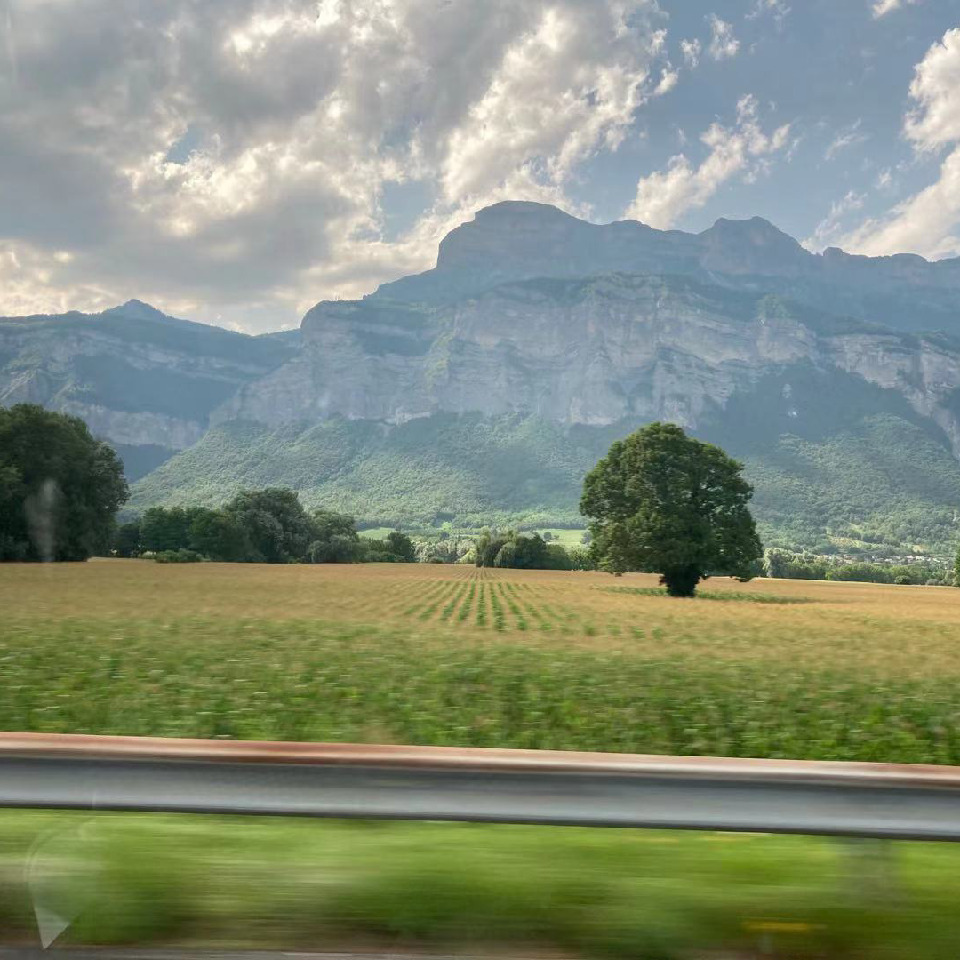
xmin=222 ymin=269 xmax=960 ymax=460
xmin=221 ymin=277 xmax=805 ymax=427
xmin=0 ymin=301 xmax=295 ymax=477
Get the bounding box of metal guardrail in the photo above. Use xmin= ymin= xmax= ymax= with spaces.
xmin=2 ymin=734 xmax=960 ymax=840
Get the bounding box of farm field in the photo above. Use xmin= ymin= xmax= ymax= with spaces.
xmin=3 ymin=559 xmax=960 ymax=757
xmin=4 ymin=559 xmax=960 ymax=956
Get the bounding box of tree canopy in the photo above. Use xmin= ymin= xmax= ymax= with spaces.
xmin=581 ymin=422 xmax=762 ymax=596
xmin=0 ymin=404 xmax=128 ymax=561
xmin=112 ymin=494 xmax=430 ymax=566
xmin=473 ymin=529 xmax=576 ymax=569
xmin=222 ymin=488 xmax=316 ymax=563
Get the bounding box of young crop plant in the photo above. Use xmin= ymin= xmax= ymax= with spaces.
xmin=475 ymin=583 xmax=487 ymax=627
xmin=402 ymin=579 xmax=450 ymax=617
xmin=419 ymin=581 xmax=460 ymax=621
xmin=457 ymin=582 xmax=476 ymax=623
xmin=489 ymin=585 xmax=506 ymax=631
xmin=441 ymin=583 xmax=468 ymax=621
xmin=500 ymin=584 xmax=528 ymax=631
xmin=500 ymin=582 xmax=543 ymax=627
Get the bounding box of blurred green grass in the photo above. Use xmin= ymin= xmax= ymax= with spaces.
xmin=3 ymin=617 xmax=960 ymax=763
xmin=2 ymin=812 xmax=960 ymax=958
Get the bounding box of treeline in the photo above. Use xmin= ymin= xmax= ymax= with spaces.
xmin=111 ymin=501 xmax=960 ymax=580
xmin=474 ymin=529 xmax=593 ymax=570
xmin=115 ymin=493 xmax=597 ymax=569
xmin=115 ymin=489 xmax=416 ymax=564
xmin=763 ymin=549 xmax=953 ymax=586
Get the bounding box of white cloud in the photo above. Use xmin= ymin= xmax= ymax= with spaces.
xmin=837 ymin=151 xmax=960 ymax=258
xmin=625 ymin=94 xmax=790 ymax=228
xmin=824 ymin=120 xmax=868 ymax=160
xmin=871 ymin=0 xmax=920 ymax=18
xmin=680 ymin=38 xmax=701 ymax=69
xmin=707 ymin=15 xmax=739 ymax=61
xmin=439 ymin=6 xmax=664 ymax=204
xmin=904 ymin=28 xmax=960 ymax=150
xmin=654 ymin=65 xmax=679 ymax=96
xmin=0 ymin=0 xmax=667 ymax=331
xmin=836 ymin=28 xmax=960 ymax=258
xmin=0 ymin=240 xmax=117 ymax=318
xmin=872 ymin=0 xmax=901 ymax=16
xmin=747 ymin=0 xmax=791 ymax=23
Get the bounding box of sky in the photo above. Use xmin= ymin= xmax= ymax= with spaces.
xmin=0 ymin=1 xmax=959 ymax=333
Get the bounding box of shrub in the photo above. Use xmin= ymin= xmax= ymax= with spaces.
xmin=154 ymin=548 xmax=202 ymax=564
xmin=567 ymin=547 xmax=597 ymax=571
xmin=307 ymin=534 xmax=360 ymax=564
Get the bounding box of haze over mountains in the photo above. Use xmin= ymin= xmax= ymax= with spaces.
xmin=4 ymin=201 xmax=960 ymax=553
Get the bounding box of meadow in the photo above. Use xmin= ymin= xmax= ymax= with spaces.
xmin=5 ymin=559 xmax=960 ymax=957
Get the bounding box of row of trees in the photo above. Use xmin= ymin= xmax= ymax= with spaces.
xmin=8 ymin=406 xmax=959 ymax=594
xmin=0 ymin=410 xmax=765 ymax=593
xmin=121 ymin=503 xmax=599 ymax=570
xmin=474 ymin=529 xmax=593 ymax=570
xmin=763 ymin=549 xmax=952 ymax=586
xmin=116 ymin=491 xmax=417 ymax=564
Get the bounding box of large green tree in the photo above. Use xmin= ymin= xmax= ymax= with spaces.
xmin=140 ymin=506 xmax=195 ymax=553
xmin=385 ymin=530 xmax=416 ymax=563
xmin=581 ymin=422 xmax=762 ymax=597
xmin=188 ymin=510 xmax=250 ymax=562
xmin=223 ymin=488 xmax=315 ymax=563
xmin=0 ymin=404 xmax=128 ymax=561
xmin=307 ymin=509 xmax=361 ymax=564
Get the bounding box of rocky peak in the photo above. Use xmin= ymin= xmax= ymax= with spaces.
xmin=698 ymin=217 xmax=812 ymax=277
xmin=368 ymin=201 xmax=960 ymax=332
xmin=436 ymin=201 xmax=590 ymax=270
xmin=102 ymin=299 xmax=171 ymax=322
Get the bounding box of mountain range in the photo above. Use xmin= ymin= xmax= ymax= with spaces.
xmin=4 ymin=200 xmax=960 ymax=554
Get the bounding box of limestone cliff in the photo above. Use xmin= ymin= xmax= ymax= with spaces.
xmin=0 ymin=301 xmax=294 ymax=477
xmin=221 ymin=273 xmax=960 ymax=462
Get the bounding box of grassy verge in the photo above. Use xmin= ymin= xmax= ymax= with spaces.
xmin=1 ymin=812 xmax=960 ymax=958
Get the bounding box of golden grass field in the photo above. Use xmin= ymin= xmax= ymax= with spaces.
xmin=4 ymin=558 xmax=960 ymax=679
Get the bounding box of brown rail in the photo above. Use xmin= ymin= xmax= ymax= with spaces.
xmin=2 ymin=732 xmax=960 ymax=789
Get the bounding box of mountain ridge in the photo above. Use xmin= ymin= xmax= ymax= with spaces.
xmin=373 ymin=202 xmax=960 ymax=328
xmin=4 ymin=203 xmax=960 ymax=552
xmin=0 ymin=300 xmax=296 ymax=479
